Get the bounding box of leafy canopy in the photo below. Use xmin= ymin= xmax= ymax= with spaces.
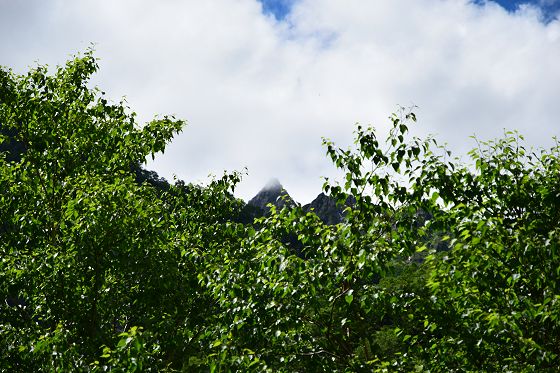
xmin=1 ymin=51 xmax=559 ymax=372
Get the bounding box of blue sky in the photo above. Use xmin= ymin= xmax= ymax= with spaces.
xmin=1 ymin=0 xmax=559 ymax=202
xmin=259 ymin=0 xmax=560 ymax=22
xmin=258 ymin=0 xmax=294 ymax=20
xmin=493 ymin=0 xmax=559 ymax=12
xmin=489 ymin=0 xmax=560 ymax=21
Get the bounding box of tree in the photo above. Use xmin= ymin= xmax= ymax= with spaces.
xmin=198 ymin=110 xmax=435 ymax=371
xmin=406 ymin=132 xmax=560 ymax=371
xmin=313 ymin=115 xmax=560 ymax=371
xmin=201 ymin=108 xmax=560 ymax=371
xmin=0 ymin=50 xmax=245 ymax=371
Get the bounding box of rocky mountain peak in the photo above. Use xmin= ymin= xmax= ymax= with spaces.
xmin=303 ymin=192 xmax=352 ymax=225
xmin=241 ymin=179 xmax=355 ymax=226
xmin=247 ymin=178 xmax=294 ymax=212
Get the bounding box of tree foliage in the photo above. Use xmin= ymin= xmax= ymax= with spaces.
xmin=0 ymin=50 xmax=245 ymax=371
xmin=1 ymin=52 xmax=559 ymax=372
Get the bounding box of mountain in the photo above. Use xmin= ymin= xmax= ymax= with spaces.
xmin=247 ymin=178 xmax=295 ymax=211
xmin=303 ymin=192 xmax=350 ymax=225
xmin=239 ymin=178 xmax=295 ymax=223
xmin=241 ymin=179 xmax=353 ymax=225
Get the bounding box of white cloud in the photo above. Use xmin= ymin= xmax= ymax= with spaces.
xmin=1 ymin=0 xmax=559 ymax=202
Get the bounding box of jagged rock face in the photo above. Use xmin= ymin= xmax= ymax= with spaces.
xmin=242 ymin=179 xmax=353 ymax=225
xmin=303 ymin=192 xmax=355 ymax=225
xmin=247 ymin=178 xmax=294 ymax=211
xmin=241 ymin=178 xmax=295 ymax=222
xmin=303 ymin=192 xmax=344 ymax=225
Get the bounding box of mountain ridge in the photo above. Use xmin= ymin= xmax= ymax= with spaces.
xmin=242 ymin=178 xmax=352 ymax=225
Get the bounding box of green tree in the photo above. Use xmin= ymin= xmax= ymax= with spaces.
xmin=0 ymin=50 xmax=245 ymax=371
xmin=202 ymin=108 xmax=560 ymax=372
xmin=405 ymin=132 xmax=560 ymax=371
xmin=199 ymin=110 xmax=436 ymax=371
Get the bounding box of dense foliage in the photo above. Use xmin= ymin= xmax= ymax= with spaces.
xmin=1 ymin=53 xmax=558 ymax=372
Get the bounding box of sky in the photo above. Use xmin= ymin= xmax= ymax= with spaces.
xmin=1 ymin=0 xmax=559 ymax=203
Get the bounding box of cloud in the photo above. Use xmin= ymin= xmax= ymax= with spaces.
xmin=1 ymin=0 xmax=559 ymax=203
